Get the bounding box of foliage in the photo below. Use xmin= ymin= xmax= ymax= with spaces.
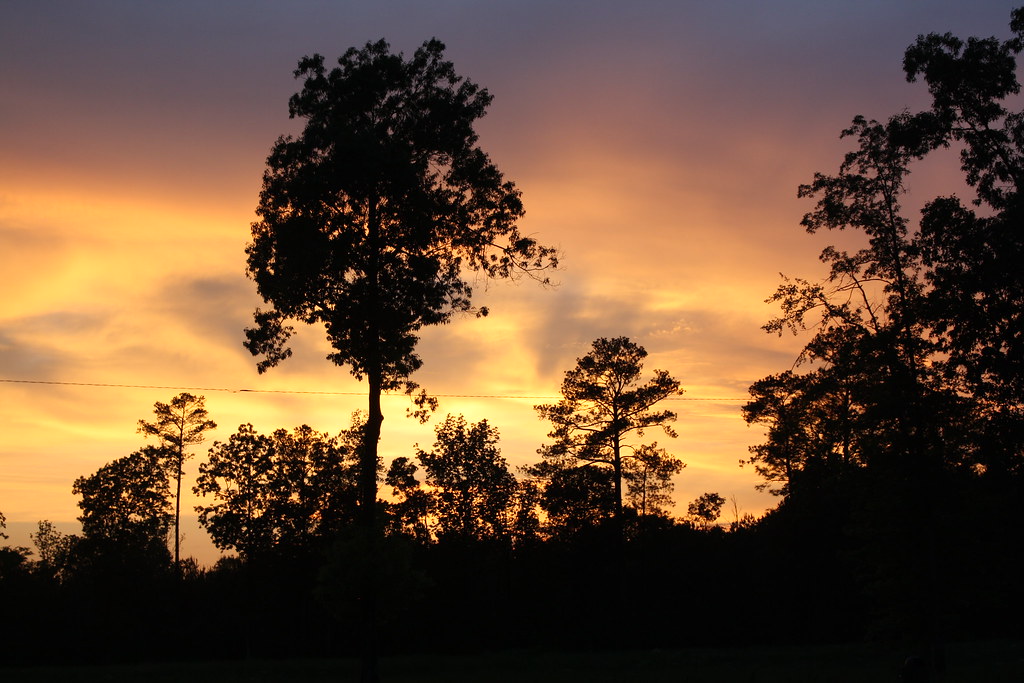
xmin=384 ymin=456 xmax=433 ymax=543
xmin=686 ymin=492 xmax=725 ymax=529
xmin=536 ymin=465 xmax=618 ymax=538
xmin=904 ymin=10 xmax=1024 ymax=469
xmin=138 ymin=392 xmax=216 ymax=566
xmin=0 ymin=545 xmax=31 ymax=582
xmin=760 ymin=111 xmax=939 ymax=473
xmin=244 ymin=37 xmax=557 ymax=384
xmin=386 ymin=415 xmax=525 ymax=544
xmin=745 ymin=7 xmax=1024 ymax=647
xmin=748 ymin=7 xmax=1024 ymax=491
xmin=194 ymin=420 xmax=362 ymax=560
xmin=71 ymin=446 xmax=173 ymax=567
xmin=742 ymin=369 xmax=863 ymax=496
xmin=0 ymin=511 xmax=32 ymax=582
xmin=414 ymin=415 xmax=518 ymax=542
xmin=623 ymin=443 xmax=685 ymax=517
xmin=534 ymin=337 xmax=684 ymax=523
xmin=30 ymin=520 xmax=79 ymax=582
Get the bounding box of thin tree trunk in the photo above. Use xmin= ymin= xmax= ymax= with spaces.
xmin=612 ymin=432 xmax=624 ymax=521
xmin=174 ymin=450 xmax=182 ymax=570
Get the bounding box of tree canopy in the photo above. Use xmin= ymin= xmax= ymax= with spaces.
xmin=194 ymin=421 xmax=362 ymax=560
xmin=71 ymin=446 xmax=173 ymax=570
xmin=415 ymin=414 xmax=518 ymax=542
xmin=535 ymin=337 xmax=684 ymax=524
xmin=245 ymin=38 xmax=557 ymax=383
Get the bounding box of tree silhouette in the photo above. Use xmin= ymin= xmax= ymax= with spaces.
xmin=71 ymin=446 xmax=173 ymax=570
xmin=0 ymin=512 xmax=32 ymax=582
xmin=384 ymin=456 xmax=432 ymax=543
xmin=537 ymin=465 xmax=618 ymax=538
xmin=748 ymin=7 xmax=1024 ymax=656
xmin=243 ymin=39 xmax=557 ymax=681
xmin=194 ymin=421 xmax=362 ymax=560
xmin=742 ymin=369 xmax=863 ymax=498
xmin=624 ymin=444 xmax=685 ymax=518
xmin=138 ymin=393 xmax=216 ymax=569
xmin=686 ymin=492 xmax=725 ymax=530
xmin=535 ymin=337 xmax=684 ymax=524
xmin=905 ymin=10 xmax=1024 ymax=474
xmin=30 ymin=520 xmax=78 ymax=582
xmin=415 ymin=414 xmax=518 ymax=542
xmin=753 ymin=9 xmax=1024 ymax=488
xmin=768 ymin=113 xmax=940 ymax=472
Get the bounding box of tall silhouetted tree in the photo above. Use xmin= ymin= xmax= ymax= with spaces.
xmin=766 ymin=112 xmax=939 ymax=475
xmin=905 ymin=10 xmax=1024 ymax=475
xmin=748 ymin=7 xmax=1024 ymax=655
xmin=243 ymin=39 xmax=557 ymax=681
xmin=535 ymin=337 xmax=684 ymax=524
xmin=138 ymin=393 xmax=216 ymax=568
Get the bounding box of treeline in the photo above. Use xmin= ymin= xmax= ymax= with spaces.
xmin=0 ymin=338 xmax=738 ymax=664
xmin=3 ymin=8 xmax=1024 ymax=670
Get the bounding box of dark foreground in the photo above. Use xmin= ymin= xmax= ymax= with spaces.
xmin=5 ymin=641 xmax=1022 ymax=683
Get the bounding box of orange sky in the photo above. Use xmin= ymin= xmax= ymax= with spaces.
xmin=2 ymin=1 xmax=1017 ymax=563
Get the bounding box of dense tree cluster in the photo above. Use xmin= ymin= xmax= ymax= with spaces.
xmin=195 ymin=419 xmax=365 ymax=560
xmin=743 ymin=7 xmax=1024 ymax=653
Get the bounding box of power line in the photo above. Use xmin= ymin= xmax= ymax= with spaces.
xmin=0 ymin=378 xmax=747 ymax=402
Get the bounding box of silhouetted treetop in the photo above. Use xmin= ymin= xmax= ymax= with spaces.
xmin=245 ymin=38 xmax=558 ymax=388
xmin=535 ymin=337 xmax=684 ymax=524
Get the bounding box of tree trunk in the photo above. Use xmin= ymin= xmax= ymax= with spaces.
xmin=174 ymin=450 xmax=182 ymax=570
xmin=361 ymin=372 xmax=383 ymax=536
xmin=359 ymin=371 xmax=384 ymax=683
xmin=611 ymin=432 xmax=624 ymax=521
xmin=358 ymin=196 xmax=383 ymax=683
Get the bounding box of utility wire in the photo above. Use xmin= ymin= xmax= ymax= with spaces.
xmin=0 ymin=378 xmax=747 ymax=402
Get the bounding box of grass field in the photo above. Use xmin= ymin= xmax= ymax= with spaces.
xmin=5 ymin=640 xmax=1022 ymax=682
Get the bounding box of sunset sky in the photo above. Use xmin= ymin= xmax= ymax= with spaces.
xmin=2 ymin=1 xmax=1018 ymax=562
